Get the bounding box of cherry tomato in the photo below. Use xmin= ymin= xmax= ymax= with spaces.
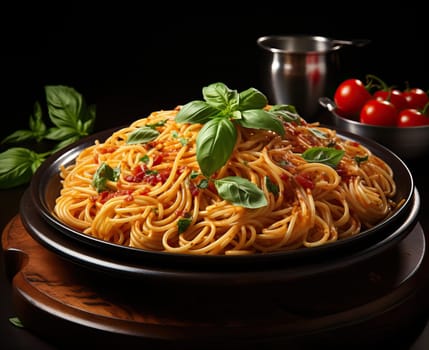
xmin=334 ymin=78 xmax=371 ymax=117
xmin=398 ymin=108 xmax=429 ymax=127
xmin=372 ymin=89 xmax=408 ymax=111
xmin=360 ymin=99 xmax=397 ymax=126
xmin=403 ymin=88 xmax=429 ymax=110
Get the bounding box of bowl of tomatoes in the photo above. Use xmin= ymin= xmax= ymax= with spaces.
xmin=319 ymin=74 xmax=429 ymax=160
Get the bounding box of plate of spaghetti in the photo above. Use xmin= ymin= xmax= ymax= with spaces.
xmin=25 ymin=82 xmax=417 ymax=274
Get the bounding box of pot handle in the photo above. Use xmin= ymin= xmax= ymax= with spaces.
xmin=319 ymin=97 xmax=337 ymax=112
xmin=331 ymin=38 xmax=371 ymax=50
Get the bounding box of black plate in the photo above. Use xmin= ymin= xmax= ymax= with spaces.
xmin=20 ymin=186 xmax=421 ymax=284
xmin=25 ymin=126 xmax=417 ymax=273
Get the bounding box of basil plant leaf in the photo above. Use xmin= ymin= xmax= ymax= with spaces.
xmin=51 ymin=135 xmax=82 ymax=153
xmin=214 ymin=176 xmax=267 ymax=209
xmin=29 ymin=101 xmax=47 ymax=142
xmin=127 ymin=127 xmax=160 ymax=145
xmin=2 ymin=101 xmax=47 ymax=144
xmin=301 ymin=146 xmax=345 ymax=168
xmin=45 ymin=126 xmax=79 ymax=141
xmin=1 ymin=130 xmax=35 ymax=144
xmin=175 ymin=100 xmax=219 ymax=124
xmin=45 ymin=85 xmax=83 ymax=128
xmin=0 ymin=147 xmax=46 ymax=189
xmin=196 ymin=118 xmax=237 ymax=178
xmin=238 ymin=87 xmax=268 ymax=110
xmin=238 ymin=109 xmax=285 ymax=137
xmin=45 ymin=85 xmax=95 ymax=134
xmin=202 ymin=82 xmax=239 ymax=112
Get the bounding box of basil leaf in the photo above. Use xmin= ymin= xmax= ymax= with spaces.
xmin=1 ymin=130 xmax=35 ymax=144
xmin=45 ymin=85 xmax=95 ymax=133
xmin=83 ymin=118 xmax=95 ymax=134
xmin=196 ymin=118 xmax=237 ymax=178
xmin=265 ymin=176 xmax=279 ymax=196
xmin=127 ymin=127 xmax=160 ymax=145
xmin=177 ymin=217 xmax=192 ymax=234
xmin=2 ymin=101 xmax=47 ymax=144
xmin=301 ymin=147 xmax=345 ymax=168
xmin=238 ymin=87 xmax=268 ymax=110
xmin=91 ymin=162 xmax=121 ymax=192
xmin=147 ymin=120 xmax=167 ymax=128
xmin=45 ymin=126 xmax=79 ymax=141
xmin=238 ymin=109 xmax=285 ymax=136
xmin=28 ymin=101 xmax=47 ymax=142
xmin=9 ymin=317 xmax=24 ymax=328
xmin=0 ymin=148 xmax=46 ymax=189
xmin=214 ymin=176 xmax=267 ymax=209
xmin=270 ymin=104 xmax=301 ymax=123
xmin=45 ymin=85 xmax=82 ymax=127
xmin=355 ymin=155 xmax=369 ymax=166
xmin=175 ymin=100 xmax=219 ymax=124
xmin=51 ymin=135 xmax=81 ymax=153
xmin=203 ymin=82 xmax=239 ymax=111
xmin=308 ymin=127 xmax=328 ymax=139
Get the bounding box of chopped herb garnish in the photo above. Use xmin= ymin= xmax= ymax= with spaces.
xmin=355 ymin=154 xmax=369 ymax=165
xmin=140 ymin=155 xmax=150 ymax=163
xmin=172 ymin=131 xmax=188 ymax=145
xmin=178 ymin=217 xmax=192 ymax=233
xmin=198 ymin=178 xmax=209 ymax=189
xmin=91 ymin=162 xmax=120 ymax=192
xmin=147 ymin=120 xmax=167 ymax=128
xmin=265 ymin=176 xmax=279 ymax=196
xmin=9 ymin=317 xmax=24 ymax=328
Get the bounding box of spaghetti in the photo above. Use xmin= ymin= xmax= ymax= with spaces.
xmin=54 ymin=107 xmax=399 ymax=255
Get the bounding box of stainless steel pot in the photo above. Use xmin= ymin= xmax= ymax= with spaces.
xmin=257 ymin=35 xmax=369 ymax=121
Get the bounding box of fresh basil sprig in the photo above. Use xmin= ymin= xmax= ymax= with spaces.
xmin=175 ymin=82 xmax=285 ymax=178
xmin=43 ymin=85 xmax=96 ymax=151
xmin=0 ymin=85 xmax=96 ymax=189
xmin=175 ymin=82 xmax=290 ymax=209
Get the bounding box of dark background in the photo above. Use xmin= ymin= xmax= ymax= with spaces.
xmin=1 ymin=6 xmax=427 ymax=140
xmin=1 ymin=6 xmax=429 ymax=349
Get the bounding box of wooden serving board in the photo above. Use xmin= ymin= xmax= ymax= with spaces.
xmin=2 ymin=215 xmax=429 ymax=349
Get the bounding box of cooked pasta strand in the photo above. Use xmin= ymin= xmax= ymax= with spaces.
xmin=53 ymin=108 xmax=401 ymax=255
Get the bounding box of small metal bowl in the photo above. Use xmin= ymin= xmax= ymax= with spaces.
xmin=319 ymin=97 xmax=429 ymax=160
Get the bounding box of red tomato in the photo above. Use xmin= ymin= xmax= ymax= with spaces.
xmin=360 ymin=99 xmax=397 ymax=126
xmin=398 ymin=108 xmax=429 ymax=127
xmin=334 ymin=78 xmax=371 ymax=117
xmin=403 ymin=88 xmax=429 ymax=110
xmin=372 ymin=89 xmax=408 ymax=111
